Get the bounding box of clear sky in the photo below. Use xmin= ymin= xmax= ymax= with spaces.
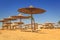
xmin=0 ymin=0 xmax=60 ymax=27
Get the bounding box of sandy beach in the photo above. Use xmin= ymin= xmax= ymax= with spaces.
xmin=0 ymin=29 xmax=60 ymax=40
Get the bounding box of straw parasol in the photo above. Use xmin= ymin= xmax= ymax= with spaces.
xmin=0 ymin=19 xmax=9 ymax=22
xmin=0 ymin=19 xmax=9 ymax=29
xmin=18 ymin=5 xmax=46 ymax=31
xmin=11 ymin=14 xmax=31 ymax=22
xmin=11 ymin=14 xmax=31 ymax=29
xmin=4 ymin=16 xmax=17 ymax=29
xmin=14 ymin=22 xmax=24 ymax=24
xmin=4 ymin=16 xmax=17 ymax=20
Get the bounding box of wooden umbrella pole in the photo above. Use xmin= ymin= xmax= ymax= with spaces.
xmin=32 ymin=15 xmax=36 ymax=31
xmin=33 ymin=17 xmax=36 ymax=31
xmin=20 ymin=19 xmax=22 ymax=29
xmin=31 ymin=14 xmax=33 ymax=31
xmin=20 ymin=19 xmax=22 ymax=22
xmin=2 ymin=22 xmax=4 ymax=29
xmin=10 ymin=20 xmax=11 ymax=30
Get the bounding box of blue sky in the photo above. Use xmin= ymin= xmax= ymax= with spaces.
xmin=0 ymin=0 xmax=60 ymax=27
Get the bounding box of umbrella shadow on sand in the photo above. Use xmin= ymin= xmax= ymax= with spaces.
xmin=38 ymin=32 xmax=47 ymax=34
xmin=22 ymin=30 xmax=47 ymax=34
xmin=37 ymin=30 xmax=48 ymax=34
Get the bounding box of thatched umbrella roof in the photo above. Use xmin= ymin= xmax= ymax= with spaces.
xmin=11 ymin=16 xmax=31 ymax=19
xmin=4 ymin=16 xmax=17 ymax=21
xmin=4 ymin=22 xmax=12 ymax=24
xmin=0 ymin=19 xmax=8 ymax=22
xmin=18 ymin=6 xmax=46 ymax=14
xmin=11 ymin=14 xmax=31 ymax=19
xmin=14 ymin=22 xmax=24 ymax=24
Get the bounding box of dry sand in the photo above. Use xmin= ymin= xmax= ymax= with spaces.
xmin=0 ymin=29 xmax=60 ymax=40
